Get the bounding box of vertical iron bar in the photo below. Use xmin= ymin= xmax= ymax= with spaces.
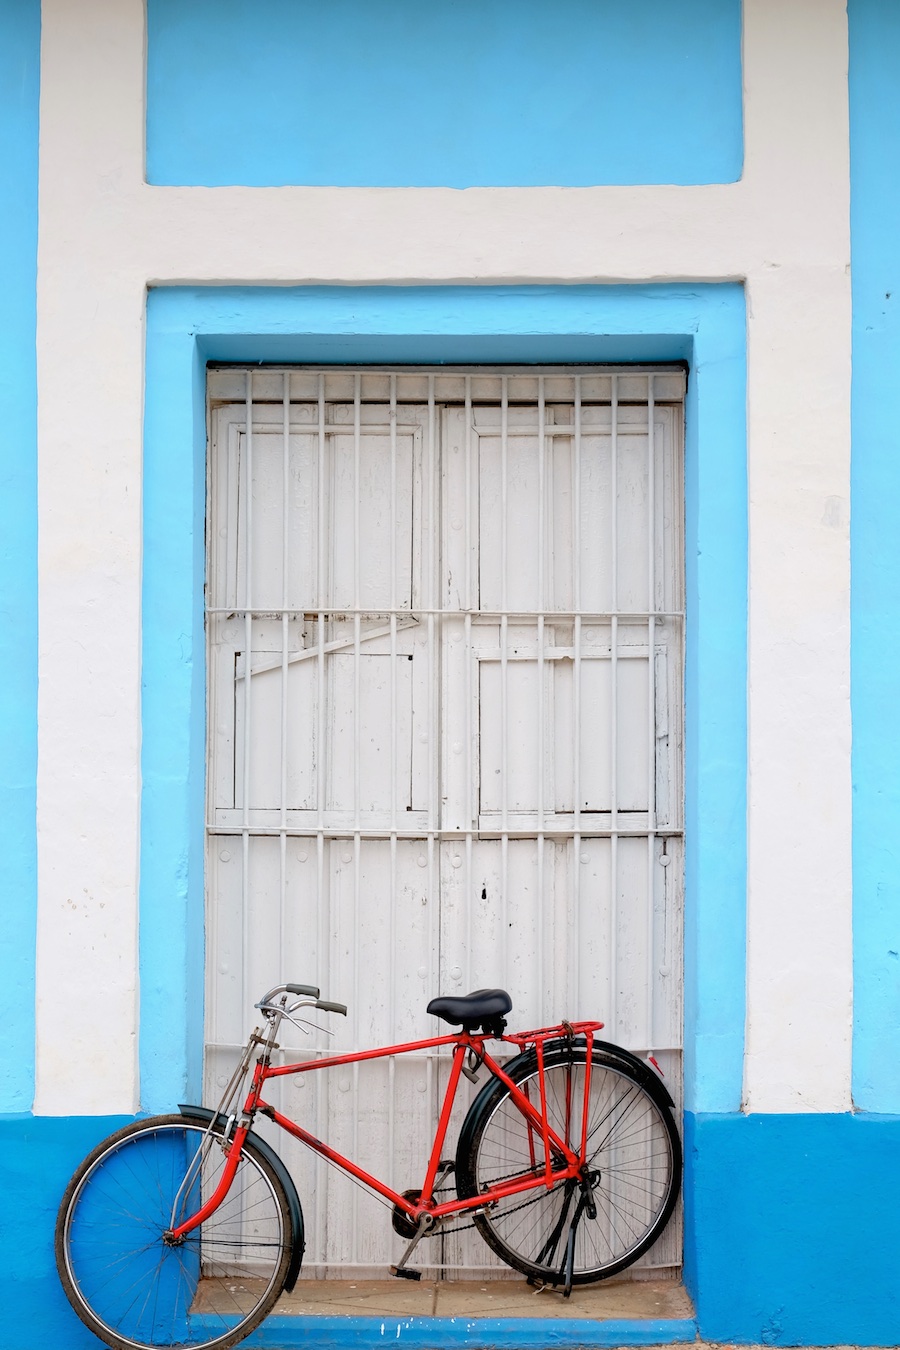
xmin=353 ymin=374 xmax=362 ymax=839
xmin=316 ymin=372 xmax=327 ymax=840
xmin=572 ymin=376 xmax=583 ymax=1018
xmin=500 ymin=376 xmax=509 ymax=993
xmin=241 ymin=371 xmax=254 ymax=1021
xmin=609 ymin=377 xmax=619 ymax=1036
xmin=280 ymin=373 xmax=290 ymax=979
xmin=427 ymin=376 xmax=439 ymax=1167
xmin=464 ymin=377 xmax=474 ymax=992
xmin=315 ymin=372 xmax=327 ymax=1266
xmin=388 ymin=374 xmax=398 ymax=1186
xmin=352 ymin=372 xmax=362 ymax=1261
xmin=427 ymin=377 xmax=437 ymax=838
xmin=206 ymin=396 xmax=217 ymax=1080
xmin=646 ymin=376 xmax=657 ymax=1047
xmin=537 ymin=376 xmax=546 ymax=1020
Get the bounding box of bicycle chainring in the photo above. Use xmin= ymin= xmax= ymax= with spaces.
xmin=391 ymin=1189 xmax=423 ymax=1239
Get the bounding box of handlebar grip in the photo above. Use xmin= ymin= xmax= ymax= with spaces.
xmin=286 ymin=983 xmax=320 ymax=997
xmin=316 ymin=1000 xmax=348 ymax=1016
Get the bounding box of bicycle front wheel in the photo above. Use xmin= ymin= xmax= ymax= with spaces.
xmin=55 ymin=1114 xmax=293 ymax=1350
xmin=456 ymin=1046 xmax=681 ymax=1285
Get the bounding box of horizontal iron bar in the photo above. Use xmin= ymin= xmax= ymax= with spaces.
xmin=207 ymin=607 xmax=685 ymax=620
xmin=206 ymin=1042 xmax=684 ymax=1057
xmin=207 ymin=825 xmax=685 ymax=839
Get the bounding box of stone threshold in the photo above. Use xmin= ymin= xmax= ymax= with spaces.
xmin=275 ymin=1276 xmax=693 ymax=1321
xmin=249 ymin=1277 xmax=698 ymax=1347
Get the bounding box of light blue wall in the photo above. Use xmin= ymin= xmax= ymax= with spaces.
xmin=140 ymin=283 xmax=748 ymax=1115
xmin=0 ymin=0 xmax=40 ymax=1114
xmin=146 ymin=0 xmax=743 ymax=188
xmin=849 ymin=0 xmax=900 ymax=1112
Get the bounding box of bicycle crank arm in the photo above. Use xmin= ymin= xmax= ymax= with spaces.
xmin=390 ymin=1211 xmax=434 ymax=1280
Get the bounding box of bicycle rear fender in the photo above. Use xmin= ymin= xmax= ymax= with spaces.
xmin=457 ymin=1038 xmax=676 ymax=1170
xmin=587 ymin=1040 xmax=676 ymax=1109
xmin=502 ymin=1039 xmax=675 ymax=1107
xmin=178 ymin=1104 xmax=305 ymax=1292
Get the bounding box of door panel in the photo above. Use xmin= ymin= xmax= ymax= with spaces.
xmin=205 ymin=368 xmax=684 ymax=1277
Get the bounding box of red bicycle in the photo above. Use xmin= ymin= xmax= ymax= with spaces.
xmin=56 ymin=984 xmax=682 ymax=1350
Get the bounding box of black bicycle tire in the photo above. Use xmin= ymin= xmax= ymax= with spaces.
xmin=55 ymin=1113 xmax=293 ymax=1350
xmin=455 ymin=1045 xmax=681 ymax=1285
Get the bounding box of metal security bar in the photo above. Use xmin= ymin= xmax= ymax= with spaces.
xmin=206 ymin=366 xmax=685 ymax=1278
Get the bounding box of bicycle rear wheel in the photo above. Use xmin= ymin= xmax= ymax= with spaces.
xmin=455 ymin=1046 xmax=681 ymax=1285
xmin=55 ymin=1114 xmax=293 ymax=1350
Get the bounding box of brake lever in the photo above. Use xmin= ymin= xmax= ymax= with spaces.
xmin=281 ymin=1012 xmax=335 ymax=1038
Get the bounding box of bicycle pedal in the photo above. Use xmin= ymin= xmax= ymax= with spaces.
xmin=390 ymin=1266 xmax=422 ymax=1281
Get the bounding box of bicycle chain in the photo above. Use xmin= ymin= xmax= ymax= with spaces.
xmin=426 ymin=1175 xmax=560 ymax=1236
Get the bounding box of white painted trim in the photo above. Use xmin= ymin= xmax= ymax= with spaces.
xmin=34 ymin=0 xmax=851 ymax=1113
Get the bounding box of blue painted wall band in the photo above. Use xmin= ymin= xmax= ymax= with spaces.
xmin=684 ymin=1111 xmax=900 ymax=1345
xmin=146 ymin=0 xmax=743 ymax=189
xmin=140 ymin=284 xmax=748 ymax=1116
xmin=10 ymin=1110 xmax=900 ymax=1346
xmin=0 ymin=0 xmax=40 ymax=1114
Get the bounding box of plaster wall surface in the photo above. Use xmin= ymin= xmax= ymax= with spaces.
xmin=33 ymin=0 xmax=853 ymax=1116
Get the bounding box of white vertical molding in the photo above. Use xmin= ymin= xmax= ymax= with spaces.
xmin=741 ymin=0 xmax=852 ymax=1111
xmin=743 ymin=262 xmax=853 ymax=1109
xmin=35 ymin=0 xmax=146 ymax=1113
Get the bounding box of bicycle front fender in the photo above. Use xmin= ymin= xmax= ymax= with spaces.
xmin=178 ymin=1103 xmax=305 ymax=1292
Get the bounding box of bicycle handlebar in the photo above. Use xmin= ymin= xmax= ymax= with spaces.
xmin=256 ymin=983 xmax=347 ymax=1017
xmin=257 ymin=982 xmax=319 ymax=1008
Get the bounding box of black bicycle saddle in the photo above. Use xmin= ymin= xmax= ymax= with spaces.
xmin=427 ymin=988 xmax=512 ymax=1033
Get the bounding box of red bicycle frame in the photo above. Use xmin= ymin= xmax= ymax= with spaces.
xmin=169 ymin=1019 xmax=602 ymax=1243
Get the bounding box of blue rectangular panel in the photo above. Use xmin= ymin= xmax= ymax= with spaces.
xmin=147 ymin=0 xmax=742 ymax=187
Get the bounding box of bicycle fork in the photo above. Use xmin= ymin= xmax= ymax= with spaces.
xmin=164 ymin=1027 xmax=275 ymax=1244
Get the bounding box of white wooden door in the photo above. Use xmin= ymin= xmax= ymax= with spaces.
xmin=205 ymin=368 xmax=684 ymax=1278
